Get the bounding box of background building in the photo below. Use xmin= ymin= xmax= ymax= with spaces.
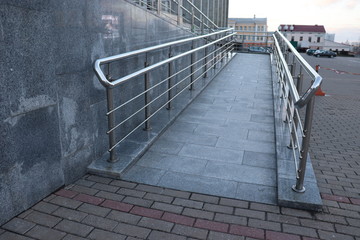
xmin=229 ymin=17 xmax=272 ymax=50
xmin=278 ymin=24 xmax=326 ymax=50
xmin=278 ymin=24 xmax=352 ymax=54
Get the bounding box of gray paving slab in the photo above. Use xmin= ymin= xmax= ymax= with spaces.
xmin=158 ymin=172 xmax=238 ymax=199
xmin=123 ymin=53 xmax=277 ymax=205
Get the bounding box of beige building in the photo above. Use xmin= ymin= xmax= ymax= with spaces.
xmin=228 ymin=17 xmax=271 ymax=48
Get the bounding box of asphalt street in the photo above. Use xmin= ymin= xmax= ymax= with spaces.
xmin=301 ymin=54 xmax=360 ymax=97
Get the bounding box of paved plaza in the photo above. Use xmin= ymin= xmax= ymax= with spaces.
xmin=1 ymin=54 xmax=359 ymax=239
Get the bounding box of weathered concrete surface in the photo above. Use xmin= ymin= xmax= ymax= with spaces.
xmin=0 ymin=0 xmax=195 ymax=225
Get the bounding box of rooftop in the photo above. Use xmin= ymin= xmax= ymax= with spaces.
xmin=229 ymin=17 xmax=267 ymax=25
xmin=279 ymin=24 xmax=326 ymax=33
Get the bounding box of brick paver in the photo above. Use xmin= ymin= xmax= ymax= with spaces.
xmin=1 ymin=61 xmax=360 ymax=240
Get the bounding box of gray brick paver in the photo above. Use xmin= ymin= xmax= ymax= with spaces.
xmin=203 ymin=203 xmax=233 ymax=214
xmin=137 ymin=217 xmax=174 ymax=232
xmin=2 ymin=218 xmax=35 ymax=234
xmin=24 ymin=211 xmax=62 ymax=228
xmin=31 ymin=202 xmax=59 ymax=214
xmin=106 ymin=210 xmax=141 ymax=225
xmin=113 ymin=222 xmax=151 ymax=239
xmin=88 ymin=229 xmax=126 ymax=240
xmin=54 ymin=219 xmax=94 ymax=237
xmin=172 ymin=224 xmax=208 ymax=239
xmin=26 ymin=225 xmax=66 ymax=240
xmin=152 ymin=202 xmax=183 ymax=214
xmin=62 ymin=234 xmax=88 ymax=240
xmin=53 ymin=207 xmax=88 ymax=222
xmin=148 ymin=230 xmax=186 ymax=240
xmin=143 ymin=192 xmax=174 ymax=203
xmin=122 ymin=196 xmax=153 ymax=207
xmin=82 ymin=214 xmax=118 ymax=231
xmin=0 ymin=231 xmax=34 ymax=240
xmin=77 ymin=203 xmax=111 ymax=217
xmin=182 ymin=208 xmax=214 ymax=220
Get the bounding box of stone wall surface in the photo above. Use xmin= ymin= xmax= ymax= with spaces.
xmin=0 ymin=0 xmax=197 ymax=225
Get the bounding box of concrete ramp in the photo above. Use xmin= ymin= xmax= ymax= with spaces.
xmin=122 ymin=53 xmax=278 ymax=205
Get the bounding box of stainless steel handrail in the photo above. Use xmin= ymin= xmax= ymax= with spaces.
xmin=94 ymin=29 xmax=235 ymax=162
xmin=274 ymin=30 xmax=322 ymax=108
xmin=272 ymin=30 xmax=322 ymax=193
xmin=94 ymin=28 xmax=232 ymax=88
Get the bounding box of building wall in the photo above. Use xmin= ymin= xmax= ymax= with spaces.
xmin=228 ymin=18 xmax=270 ymax=47
xmin=0 ymin=0 xmax=195 ymax=225
xmin=283 ymin=31 xmax=325 ymax=49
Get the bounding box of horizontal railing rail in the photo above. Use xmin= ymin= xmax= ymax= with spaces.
xmin=272 ymin=30 xmax=322 ymax=193
xmin=95 ymin=28 xmax=233 ymax=87
xmin=94 ymin=29 xmax=235 ymax=162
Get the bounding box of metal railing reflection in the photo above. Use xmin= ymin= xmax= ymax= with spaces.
xmin=131 ymin=0 xmax=219 ymax=34
xmin=272 ymin=30 xmax=322 ymax=193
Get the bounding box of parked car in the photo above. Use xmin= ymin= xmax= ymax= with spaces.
xmin=249 ymin=46 xmax=271 ymax=53
xmin=313 ymin=50 xmax=337 ymax=58
xmin=306 ymin=49 xmax=317 ymax=55
xmin=248 ymin=46 xmax=267 ymax=53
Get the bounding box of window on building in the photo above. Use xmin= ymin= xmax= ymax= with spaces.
xmin=300 ymin=36 xmax=303 ymax=41
xmin=240 ymin=26 xmax=243 ymax=30
xmin=291 ymin=36 xmax=294 ymax=41
xmin=317 ymin=37 xmax=321 ymax=42
xmin=244 ymin=26 xmax=247 ymax=31
xmin=308 ymin=37 xmax=312 ymax=42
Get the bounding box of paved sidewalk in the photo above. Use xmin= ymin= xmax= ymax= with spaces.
xmin=1 ymin=56 xmax=360 ymax=239
xmin=122 ymin=53 xmax=277 ymax=205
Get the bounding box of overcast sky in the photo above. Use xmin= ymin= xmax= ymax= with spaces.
xmin=228 ymin=0 xmax=360 ymax=43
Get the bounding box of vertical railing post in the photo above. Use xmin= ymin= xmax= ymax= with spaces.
xmin=105 ymin=63 xmax=117 ymax=163
xmin=191 ymin=7 xmax=195 ymax=32
xmin=106 ymin=88 xmax=117 ymax=163
xmin=290 ymin=55 xmax=296 ymax=76
xmin=203 ymin=45 xmax=208 ymax=78
xmin=288 ymin=65 xmax=302 ymax=149
xmin=167 ymin=47 xmax=173 ymax=109
xmin=220 ymin=33 xmax=224 ymax=63
xmin=201 ymin=15 xmax=204 ymax=35
xmin=190 ymin=41 xmax=194 ymax=90
xmin=157 ymin=0 xmax=161 ymax=14
xmin=177 ymin=0 xmax=183 ymax=25
xmin=297 ymin=66 xmax=304 ymax=95
xmin=144 ymin=54 xmax=151 ymax=130
xmin=213 ymin=35 xmax=217 ymax=69
xmin=292 ymin=95 xmax=315 ymax=193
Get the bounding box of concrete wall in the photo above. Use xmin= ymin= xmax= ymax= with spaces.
xmin=0 ymin=0 xmax=193 ymax=225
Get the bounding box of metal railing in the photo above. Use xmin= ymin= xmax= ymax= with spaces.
xmin=272 ymin=30 xmax=322 ymax=192
xmin=131 ymin=0 xmax=219 ymax=34
xmin=94 ymin=29 xmax=235 ymax=162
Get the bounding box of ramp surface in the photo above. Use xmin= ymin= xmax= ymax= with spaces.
xmin=123 ymin=53 xmax=277 ymax=204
